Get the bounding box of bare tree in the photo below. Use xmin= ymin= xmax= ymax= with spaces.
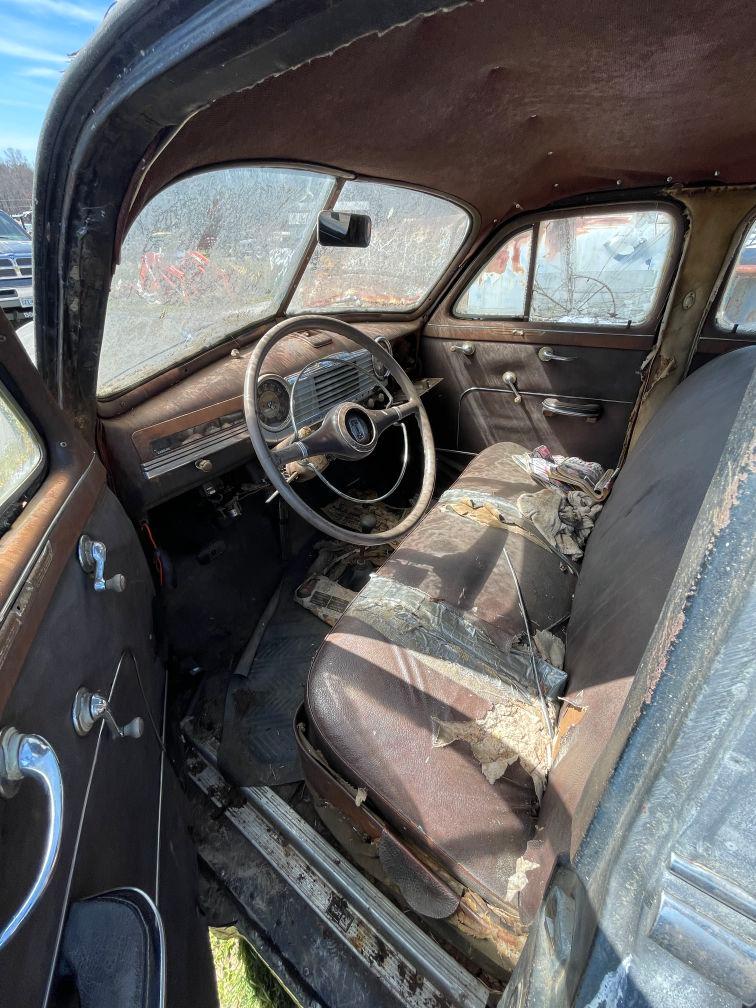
xmin=0 ymin=149 xmax=34 ymax=218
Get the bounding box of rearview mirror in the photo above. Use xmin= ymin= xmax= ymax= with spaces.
xmin=317 ymin=211 xmax=372 ymax=248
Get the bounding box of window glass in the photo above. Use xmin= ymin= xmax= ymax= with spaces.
xmin=716 ymin=220 xmax=756 ymax=334
xmin=100 ymin=167 xmax=335 ymax=397
xmin=455 ymin=229 xmax=533 ymax=317
xmin=531 ymin=210 xmax=675 ymax=326
xmin=0 ymin=381 xmax=44 ymax=520
xmin=289 ymin=181 xmax=470 ymax=314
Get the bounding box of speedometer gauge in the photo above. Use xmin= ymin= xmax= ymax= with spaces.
xmin=256 ymin=375 xmax=290 ymax=430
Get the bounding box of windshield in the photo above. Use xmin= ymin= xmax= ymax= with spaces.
xmin=288 ymin=181 xmax=469 ymax=314
xmin=101 ymin=167 xmax=470 ymax=397
xmin=0 ymin=212 xmax=29 ymax=241
xmin=100 ymin=166 xmax=333 ymax=397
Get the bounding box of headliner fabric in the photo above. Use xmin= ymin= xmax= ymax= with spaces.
xmin=132 ymin=0 xmax=756 ymax=229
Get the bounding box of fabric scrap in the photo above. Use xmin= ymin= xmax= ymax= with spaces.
xmin=432 ymin=695 xmax=553 ymax=799
xmin=534 ymin=629 xmax=565 ymax=670
xmin=504 ymin=856 xmax=540 ymax=904
xmin=517 ymin=488 xmax=602 ymax=560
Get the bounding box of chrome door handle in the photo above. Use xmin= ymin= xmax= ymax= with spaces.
xmin=0 ymin=727 xmax=64 ymax=950
xmin=538 ymin=346 xmax=575 ymax=363
xmin=72 ymin=688 xmax=144 ymax=740
xmin=542 ymin=397 xmax=602 ymax=422
xmin=450 ymin=342 xmax=475 ymax=357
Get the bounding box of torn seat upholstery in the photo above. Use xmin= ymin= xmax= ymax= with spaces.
xmin=301 ymin=347 xmax=755 ymax=963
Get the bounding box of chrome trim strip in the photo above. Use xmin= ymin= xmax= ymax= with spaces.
xmin=185 ymin=726 xmax=489 ymax=1008
xmin=669 ymin=853 xmax=756 ymax=922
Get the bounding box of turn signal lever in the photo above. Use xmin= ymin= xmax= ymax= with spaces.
xmin=78 ymin=535 xmax=126 ymax=593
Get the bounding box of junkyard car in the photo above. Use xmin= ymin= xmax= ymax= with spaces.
xmin=0 ymin=210 xmax=33 ymax=329
xmin=0 ymin=2 xmax=754 ymax=1007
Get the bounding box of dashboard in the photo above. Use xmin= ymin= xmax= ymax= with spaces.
xmin=101 ymin=326 xmax=411 ymax=512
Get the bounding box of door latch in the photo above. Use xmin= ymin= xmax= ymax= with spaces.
xmin=78 ymin=535 xmax=127 ymax=593
xmin=72 ymin=688 xmax=144 ymax=740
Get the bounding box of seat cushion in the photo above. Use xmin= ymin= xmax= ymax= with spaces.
xmin=307 ymin=445 xmax=576 ymax=906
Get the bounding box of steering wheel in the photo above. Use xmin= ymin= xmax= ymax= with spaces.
xmin=243 ymin=316 xmax=436 ymax=546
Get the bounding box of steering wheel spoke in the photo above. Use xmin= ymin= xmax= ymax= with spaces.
xmin=244 ymin=316 xmax=436 ymax=545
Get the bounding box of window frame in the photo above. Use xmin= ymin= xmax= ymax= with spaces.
xmin=706 ymin=211 xmax=756 ymax=340
xmin=451 ymin=200 xmax=684 ymax=336
xmin=0 ymin=375 xmax=46 ymax=527
xmin=97 ymin=162 xmax=477 ymax=402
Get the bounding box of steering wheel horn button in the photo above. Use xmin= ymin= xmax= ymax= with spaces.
xmin=344 ymin=407 xmax=376 ymax=447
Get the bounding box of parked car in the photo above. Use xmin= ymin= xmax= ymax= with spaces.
xmin=0 ymin=3 xmax=754 ymax=1008
xmin=0 ymin=209 xmax=33 ymax=329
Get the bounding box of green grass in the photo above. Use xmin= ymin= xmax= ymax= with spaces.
xmin=210 ymin=929 xmax=295 ymax=1008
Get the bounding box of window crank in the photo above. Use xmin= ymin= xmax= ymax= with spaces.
xmin=450 ymin=342 xmax=475 ymax=357
xmin=538 ymin=345 xmax=575 ymax=363
xmin=502 ymin=370 xmax=522 ymax=404
xmin=72 ymin=688 xmax=144 ymax=740
xmin=78 ymin=535 xmax=127 ymax=593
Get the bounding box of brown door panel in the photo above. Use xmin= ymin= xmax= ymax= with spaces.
xmin=421 ymin=337 xmax=644 ymax=466
xmin=0 ymin=487 xmax=161 ymax=1005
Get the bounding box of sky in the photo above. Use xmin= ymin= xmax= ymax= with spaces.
xmin=0 ymin=0 xmax=113 ymax=163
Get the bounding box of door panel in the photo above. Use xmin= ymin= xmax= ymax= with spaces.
xmin=422 ymin=335 xmax=645 ymax=467
xmin=0 ymin=320 xmax=216 ymax=1006
xmin=0 ymin=488 xmax=161 ymax=1005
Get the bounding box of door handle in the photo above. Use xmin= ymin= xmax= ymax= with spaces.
xmin=450 ymin=342 xmax=475 ymax=357
xmin=542 ymin=398 xmax=602 ymax=422
xmin=538 ymin=346 xmax=575 ymax=363
xmin=0 ymin=727 xmax=64 ymax=950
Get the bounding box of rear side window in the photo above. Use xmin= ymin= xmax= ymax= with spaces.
xmin=0 ymin=381 xmax=44 ymax=528
xmin=456 ymin=207 xmax=676 ymax=328
xmin=716 ymin=220 xmax=756 ymax=334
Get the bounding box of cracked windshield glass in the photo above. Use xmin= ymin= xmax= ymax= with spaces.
xmin=288 ymin=181 xmax=469 ymax=314
xmin=100 ymin=166 xmax=333 ymax=397
xmin=101 ymin=169 xmax=469 ymax=397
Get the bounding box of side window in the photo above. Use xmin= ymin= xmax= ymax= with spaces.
xmin=456 ymin=208 xmax=676 ymax=328
xmin=715 ymin=219 xmax=756 ymax=334
xmin=0 ymin=380 xmax=44 ymax=530
xmin=455 ymin=229 xmax=533 ymax=317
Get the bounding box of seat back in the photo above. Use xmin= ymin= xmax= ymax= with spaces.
xmin=521 ymin=346 xmax=756 ymax=920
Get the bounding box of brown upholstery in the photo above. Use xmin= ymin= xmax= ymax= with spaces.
xmin=307 ymin=449 xmax=576 ymax=905
xmin=306 ymin=347 xmax=755 ymax=920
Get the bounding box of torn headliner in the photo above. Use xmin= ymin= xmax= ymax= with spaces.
xmin=129 ymin=0 xmax=756 ymax=233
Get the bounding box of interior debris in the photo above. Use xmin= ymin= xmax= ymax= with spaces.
xmin=432 ymin=696 xmax=553 ymax=798
xmin=503 ymin=856 xmax=540 ymax=904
